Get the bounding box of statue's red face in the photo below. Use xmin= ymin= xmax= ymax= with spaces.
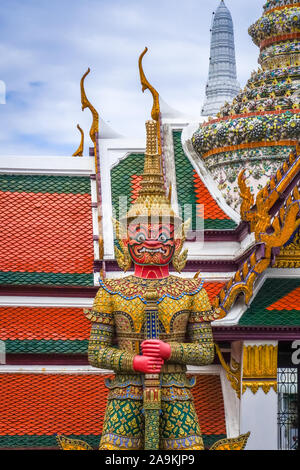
xmin=126 ymin=223 xmax=175 ymax=266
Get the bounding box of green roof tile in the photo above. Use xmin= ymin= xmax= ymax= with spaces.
xmin=0 ymin=433 xmax=225 ymax=449
xmin=5 ymin=339 xmax=88 ymax=354
xmin=239 ymin=278 xmax=300 ymax=326
xmin=0 ymin=174 xmax=91 ymax=194
xmin=0 ymin=272 xmax=94 ymax=287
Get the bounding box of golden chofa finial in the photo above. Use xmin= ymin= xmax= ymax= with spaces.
xmin=138 ymin=47 xmax=162 ymax=158
xmin=80 ymin=68 xmax=99 ymax=145
xmin=138 ymin=47 xmax=160 ymax=122
xmin=72 ymin=124 xmax=84 ymax=157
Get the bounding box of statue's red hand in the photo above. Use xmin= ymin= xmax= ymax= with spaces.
xmin=133 ymin=355 xmax=164 ymax=373
xmin=141 ymin=339 xmax=171 ymax=360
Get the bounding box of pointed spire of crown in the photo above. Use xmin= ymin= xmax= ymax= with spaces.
xmin=124 ymin=119 xmax=180 ymax=224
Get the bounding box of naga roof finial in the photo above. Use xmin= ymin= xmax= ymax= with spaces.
xmin=80 ymin=68 xmax=99 ymax=145
xmin=138 ymin=47 xmax=160 ymax=122
xmin=72 ymin=124 xmax=84 ymax=157
xmin=138 ymin=48 xmax=162 ymax=157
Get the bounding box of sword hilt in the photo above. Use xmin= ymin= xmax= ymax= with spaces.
xmin=143 ymin=286 xmax=161 ymax=450
xmin=144 ymin=287 xmax=159 ymax=340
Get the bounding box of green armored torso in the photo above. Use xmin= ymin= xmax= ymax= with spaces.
xmin=85 ymin=275 xmax=216 ymax=450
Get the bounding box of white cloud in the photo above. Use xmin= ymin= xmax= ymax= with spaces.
xmin=0 ymin=0 xmax=265 ymax=155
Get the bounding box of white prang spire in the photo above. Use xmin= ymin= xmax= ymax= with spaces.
xmin=201 ymin=0 xmax=240 ymax=116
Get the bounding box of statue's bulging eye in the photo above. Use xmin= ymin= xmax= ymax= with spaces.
xmin=136 ymin=233 xmax=146 ymax=242
xmin=159 ymin=234 xmax=167 ymax=242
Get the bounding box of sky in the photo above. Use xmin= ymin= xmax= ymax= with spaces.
xmin=0 ymin=0 xmax=265 ymax=156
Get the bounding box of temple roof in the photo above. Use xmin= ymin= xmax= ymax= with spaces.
xmin=111 ymin=130 xmax=237 ymax=232
xmin=239 ymin=278 xmax=300 ymax=326
xmin=0 ymin=174 xmax=94 ymax=287
xmin=0 ymin=372 xmax=226 ymax=449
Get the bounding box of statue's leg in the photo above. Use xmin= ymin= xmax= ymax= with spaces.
xmin=99 ymin=398 xmax=144 ymax=450
xmin=160 ymin=399 xmax=204 ymax=450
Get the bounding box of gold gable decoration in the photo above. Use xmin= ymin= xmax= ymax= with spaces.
xmin=212 ymin=146 xmax=300 ymax=318
xmin=274 ymin=230 xmax=300 ymax=268
xmin=242 ymin=345 xmax=278 ymax=395
xmin=57 ymin=435 xmax=93 ymax=450
xmin=215 ymin=343 xmax=241 ymax=399
xmin=209 ymin=432 xmax=250 ymax=451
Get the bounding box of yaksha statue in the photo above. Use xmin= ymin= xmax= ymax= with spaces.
xmin=85 ymin=120 xmax=220 ymax=451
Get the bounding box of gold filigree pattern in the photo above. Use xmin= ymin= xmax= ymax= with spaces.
xmin=112 ymin=218 xmax=132 ymax=272
xmin=97 ymin=275 xmax=204 ymax=302
xmin=238 ymin=170 xmax=255 ymax=228
xmin=242 ymin=345 xmax=278 ymax=395
xmin=213 ymin=146 xmax=300 ymax=317
xmin=215 ymin=343 xmax=241 ymax=399
xmin=212 ymin=249 xmax=271 ymax=318
xmin=240 ymin=147 xmax=299 ymax=233
xmin=172 ymin=219 xmax=190 ymax=273
xmin=56 ymin=435 xmax=93 ymax=450
xmin=274 ymin=230 xmax=300 ymax=268
xmin=209 ymin=432 xmax=250 ymax=451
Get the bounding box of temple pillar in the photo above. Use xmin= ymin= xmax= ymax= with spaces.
xmin=240 ymin=340 xmax=278 ymax=450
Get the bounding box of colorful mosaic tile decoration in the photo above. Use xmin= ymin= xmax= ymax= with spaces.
xmin=173 ymin=131 xmax=237 ymax=230
xmin=192 ymin=0 xmax=300 ymax=211
xmin=110 ymin=134 xmax=237 ymax=232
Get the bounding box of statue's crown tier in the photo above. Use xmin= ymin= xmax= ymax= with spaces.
xmin=122 ymin=120 xmax=181 ymax=225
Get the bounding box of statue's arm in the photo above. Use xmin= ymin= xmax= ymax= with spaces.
xmin=168 ymin=289 xmax=215 ymax=366
xmin=85 ymin=288 xmax=136 ymax=372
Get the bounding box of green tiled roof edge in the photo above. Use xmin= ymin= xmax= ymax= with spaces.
xmin=203 ymin=434 xmax=227 ymax=449
xmin=239 ymin=278 xmax=300 ymax=326
xmin=0 ymin=175 xmax=91 ymax=194
xmin=239 ymin=311 xmax=300 ymax=326
xmin=0 ymin=435 xmax=100 ymax=448
xmin=0 ymin=433 xmax=226 ymax=448
xmin=172 ymin=131 xmax=237 ymax=231
xmin=0 ymin=272 xmax=94 ymax=286
xmin=199 ymin=218 xmax=237 ymax=230
xmin=5 ymin=339 xmax=88 ymax=354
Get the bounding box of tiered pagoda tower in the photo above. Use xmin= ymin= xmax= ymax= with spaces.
xmin=201 ymin=0 xmax=240 ymax=117
xmin=194 ymin=0 xmax=300 ymax=210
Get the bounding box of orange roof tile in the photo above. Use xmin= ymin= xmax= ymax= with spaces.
xmin=130 ymin=175 xmax=143 ymax=204
xmin=266 ymin=287 xmax=300 ymax=311
xmin=203 ymin=282 xmax=226 ymax=302
xmin=0 ymin=191 xmax=94 ymax=274
xmin=193 ymin=171 xmax=230 ymax=220
xmin=0 ymin=373 xmax=225 ymax=436
xmin=0 ymin=285 xmax=224 ymax=343
xmin=191 ymin=375 xmax=226 ymax=435
xmin=0 ymin=307 xmax=90 ymax=341
xmin=0 ymin=374 xmax=111 ymax=435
